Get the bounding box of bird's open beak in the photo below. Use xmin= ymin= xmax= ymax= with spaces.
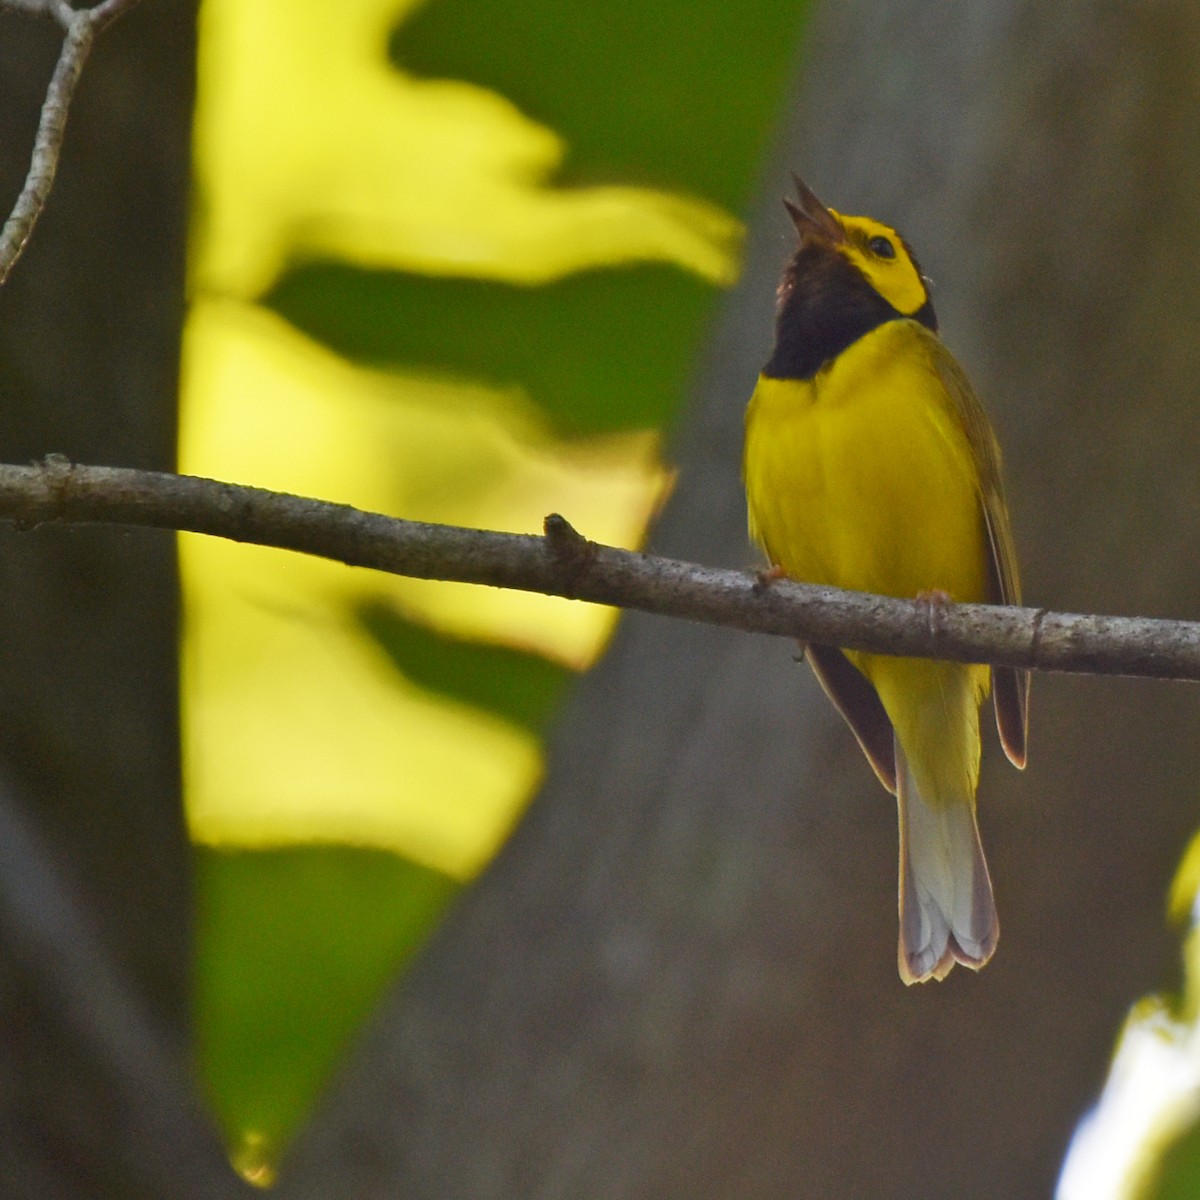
xmin=783 ymin=175 xmax=845 ymax=245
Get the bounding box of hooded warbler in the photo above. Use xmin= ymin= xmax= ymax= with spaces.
xmin=743 ymin=178 xmax=1029 ymax=984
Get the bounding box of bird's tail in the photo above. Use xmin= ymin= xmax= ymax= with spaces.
xmin=896 ymin=738 xmax=998 ymax=984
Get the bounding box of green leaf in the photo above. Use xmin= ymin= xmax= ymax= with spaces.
xmin=265 ymin=262 xmax=717 ymax=435
xmin=194 ymin=0 xmax=811 ymax=1173
xmin=1137 ymin=1117 xmax=1200 ymax=1200
xmin=391 ymin=0 xmax=807 ymax=208
xmin=195 ymin=845 xmax=458 ymax=1173
xmin=359 ymin=599 xmax=572 ymax=735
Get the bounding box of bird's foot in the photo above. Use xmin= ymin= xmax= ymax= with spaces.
xmin=753 ymin=563 xmax=788 ymax=593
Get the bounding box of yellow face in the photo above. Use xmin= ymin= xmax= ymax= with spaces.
xmin=829 ymin=211 xmax=930 ymax=317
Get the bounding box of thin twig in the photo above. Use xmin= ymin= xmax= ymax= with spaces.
xmin=2 ymin=457 xmax=1198 ymax=682
xmin=0 ymin=0 xmax=147 ymax=286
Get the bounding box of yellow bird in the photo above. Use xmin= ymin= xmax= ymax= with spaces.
xmin=743 ymin=178 xmax=1029 ymax=984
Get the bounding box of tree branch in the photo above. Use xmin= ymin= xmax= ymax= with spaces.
xmin=0 ymin=0 xmax=146 ymax=286
xmin=3 ymin=457 xmax=1198 ymax=682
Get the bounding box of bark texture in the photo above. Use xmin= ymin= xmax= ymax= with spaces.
xmin=0 ymin=4 xmax=238 ymax=1197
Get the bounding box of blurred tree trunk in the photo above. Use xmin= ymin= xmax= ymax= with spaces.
xmin=0 ymin=4 xmax=238 ymax=1196
xmin=286 ymin=2 xmax=1200 ymax=1197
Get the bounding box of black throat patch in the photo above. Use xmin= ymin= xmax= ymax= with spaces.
xmin=763 ymin=243 xmax=938 ymax=381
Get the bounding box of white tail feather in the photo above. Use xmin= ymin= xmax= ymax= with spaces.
xmin=896 ymin=739 xmax=998 ymax=985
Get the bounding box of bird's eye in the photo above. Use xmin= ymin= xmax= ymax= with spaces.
xmin=868 ymin=235 xmax=896 ymax=259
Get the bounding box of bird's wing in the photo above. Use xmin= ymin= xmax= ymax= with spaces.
xmin=919 ymin=324 xmax=1030 ymax=767
xmin=806 ymin=643 xmax=898 ymax=793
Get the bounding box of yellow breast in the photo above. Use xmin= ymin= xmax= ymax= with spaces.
xmin=743 ymin=318 xmax=989 ymax=606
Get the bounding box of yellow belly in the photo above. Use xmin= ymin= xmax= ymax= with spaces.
xmin=744 ymin=319 xmax=989 ymax=607
xmin=744 ymin=318 xmax=992 ymax=742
